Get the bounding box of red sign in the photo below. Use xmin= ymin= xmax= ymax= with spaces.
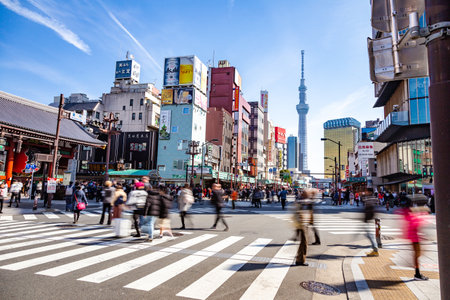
xmin=345 ymin=165 xmax=349 ymax=178
xmin=233 ymin=86 xmax=240 ymax=111
xmin=274 ymin=127 xmax=286 ymax=144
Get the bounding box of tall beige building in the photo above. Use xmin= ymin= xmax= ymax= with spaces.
xmin=323 ymin=118 xmax=360 ymax=180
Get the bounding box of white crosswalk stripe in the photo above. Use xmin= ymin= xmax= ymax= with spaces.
xmin=177 ymin=238 xmax=272 ymax=300
xmin=23 ymin=214 xmax=37 ymax=220
xmin=42 ymin=212 xmax=60 ymax=219
xmin=0 ymin=216 xmax=13 ymax=221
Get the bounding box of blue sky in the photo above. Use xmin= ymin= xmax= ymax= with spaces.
xmin=0 ymin=0 xmax=382 ymax=175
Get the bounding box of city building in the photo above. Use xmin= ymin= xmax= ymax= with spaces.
xmin=206 ymin=106 xmax=233 ymax=173
xmin=287 ymin=135 xmax=299 ymax=169
xmin=296 ymin=50 xmax=309 ymax=173
xmin=274 ymin=127 xmax=287 ymax=171
xmin=0 ymin=91 xmax=104 ymax=185
xmin=209 ymin=60 xmax=250 ymax=177
xmin=248 ymin=101 xmax=265 ymax=179
xmin=372 ymin=77 xmax=433 ymax=193
xmin=323 ymin=117 xmax=361 ymax=181
xmin=157 ymin=55 xmax=208 ymax=184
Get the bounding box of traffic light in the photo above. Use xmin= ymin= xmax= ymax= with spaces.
xmin=193 ymin=171 xmax=197 ymax=178
xmin=422 ymin=166 xmax=427 ymax=176
xmin=430 ymin=167 xmax=434 ymax=177
xmin=0 ymin=145 xmax=4 ymax=152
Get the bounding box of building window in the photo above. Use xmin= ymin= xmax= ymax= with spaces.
xmin=130 ymin=99 xmax=133 ymax=106
xmin=122 ymin=106 xmax=126 ymax=111
xmin=138 ymin=112 xmax=142 ymax=120
xmin=140 ymin=98 xmax=144 ymax=106
xmin=183 ymin=107 xmax=190 ymax=114
xmin=172 ymin=126 xmax=178 ymax=133
xmin=132 ymin=113 xmax=136 ymax=120
xmin=95 ymin=112 xmax=100 ymax=119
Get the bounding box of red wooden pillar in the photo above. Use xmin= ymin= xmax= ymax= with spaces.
xmin=5 ymin=139 xmax=15 ymax=187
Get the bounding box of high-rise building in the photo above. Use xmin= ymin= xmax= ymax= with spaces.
xmin=296 ymin=50 xmax=309 ymax=173
xmin=287 ymin=135 xmax=299 ymax=169
xmin=323 ymin=118 xmax=361 ymax=180
xmin=206 ymin=107 xmax=233 ymax=173
xmin=248 ymin=101 xmax=265 ymax=178
xmin=274 ymin=127 xmax=287 ymax=170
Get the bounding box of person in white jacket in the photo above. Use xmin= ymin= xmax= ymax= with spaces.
xmin=9 ymin=180 xmax=21 ymax=208
xmin=178 ymin=184 xmax=194 ymax=229
xmin=0 ymin=182 xmax=8 ymax=213
xmin=126 ymin=182 xmax=149 ymax=237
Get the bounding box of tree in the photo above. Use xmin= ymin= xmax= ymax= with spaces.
xmin=279 ymin=169 xmax=292 ymax=185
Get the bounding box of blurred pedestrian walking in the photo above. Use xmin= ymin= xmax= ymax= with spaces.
xmin=362 ymin=188 xmax=379 ymax=256
xmin=99 ymin=181 xmax=115 ymax=225
xmin=72 ymin=184 xmax=88 ymax=224
xmin=0 ymin=182 xmax=7 ymax=213
xmin=126 ymin=182 xmax=148 ymax=237
xmin=158 ymin=186 xmax=173 ymax=238
xmin=112 ymin=183 xmax=127 ymax=219
xmin=210 ymin=183 xmax=229 ymax=231
xmin=279 ymin=187 xmax=288 ymax=210
xmin=178 ymin=184 xmax=194 ymax=229
xmin=292 ymin=189 xmax=315 ymax=266
xmin=64 ymin=181 xmax=74 ymax=212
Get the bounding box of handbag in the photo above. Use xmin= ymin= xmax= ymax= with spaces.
xmin=75 ymin=194 xmax=86 ymax=210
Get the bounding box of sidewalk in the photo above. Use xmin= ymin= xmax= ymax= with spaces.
xmin=311 ymin=238 xmax=440 ymax=300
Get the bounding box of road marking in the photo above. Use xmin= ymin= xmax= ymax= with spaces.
xmin=0 ymin=223 xmax=58 ymax=234
xmin=42 ymin=212 xmax=60 ymax=219
xmin=125 ymin=236 xmax=243 ymax=292
xmin=0 ymin=223 xmax=65 ymax=237
xmin=0 ymin=221 xmax=35 ymax=228
xmin=0 ymin=233 xmax=129 ymax=271
xmin=0 ymin=230 xmax=112 ymax=262
xmin=330 ymin=231 xmax=401 ymax=235
xmin=81 ymin=211 xmax=98 ymax=217
xmin=178 ymin=231 xmax=193 ymax=235
xmin=78 ymin=234 xmax=216 ymax=284
xmin=176 ymin=238 xmax=272 ymax=300
xmin=62 ymin=212 xmax=73 ymax=218
xmin=23 ymin=214 xmax=37 ymax=220
xmin=0 ymin=228 xmax=110 ymax=252
xmin=0 ymin=216 xmax=13 ymax=221
xmin=240 ymin=240 xmax=297 ymax=300
xmin=36 ymin=235 xmax=176 ymax=277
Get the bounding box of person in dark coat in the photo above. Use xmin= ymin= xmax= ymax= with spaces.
xmin=141 ymin=187 xmax=162 ymax=242
xmin=158 ymin=186 xmax=173 ymax=238
xmin=210 ymin=183 xmax=229 ymax=231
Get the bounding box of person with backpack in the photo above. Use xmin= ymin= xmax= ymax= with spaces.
xmin=210 ymin=183 xmax=229 ymax=231
xmin=112 ymin=183 xmax=127 ymax=219
xmin=99 ymin=181 xmax=115 ymax=225
xmin=64 ymin=181 xmax=74 ymax=212
xmin=72 ymin=184 xmax=88 ymax=224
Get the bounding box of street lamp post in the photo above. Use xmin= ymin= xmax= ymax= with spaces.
xmin=321 ymin=138 xmax=342 ymax=186
xmin=186 ymin=141 xmax=200 ymax=187
xmin=325 ymin=156 xmax=338 ymax=192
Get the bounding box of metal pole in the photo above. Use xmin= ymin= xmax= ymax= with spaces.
xmin=104 ymin=127 xmax=112 ymax=181
xmin=338 ymin=142 xmax=341 ymax=186
xmin=425 ymin=0 xmax=450 ymax=297
xmin=201 ymin=143 xmax=204 ymax=190
xmin=50 ymin=94 xmax=64 ymax=178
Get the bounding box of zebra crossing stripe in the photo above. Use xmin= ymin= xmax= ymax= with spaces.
xmin=0 ymin=223 xmax=58 ymax=234
xmin=0 ymin=228 xmax=111 ymax=252
xmin=0 ymin=221 xmax=35 ymax=229
xmin=240 ymin=240 xmax=297 ymax=300
xmin=125 ymin=236 xmax=243 ymax=292
xmin=0 ymin=216 xmax=13 ymax=221
xmin=330 ymin=231 xmax=402 ymax=235
xmin=80 ymin=211 xmax=98 ymax=217
xmin=62 ymin=212 xmax=73 ymax=218
xmin=36 ymin=235 xmax=176 ymax=277
xmin=0 ymin=223 xmax=66 ymax=237
xmin=0 ymin=232 xmax=128 ymax=271
xmin=0 ymin=230 xmax=113 ymax=263
xmin=176 ymin=238 xmax=272 ymax=300
xmin=23 ymin=214 xmax=37 ymax=220
xmin=78 ymin=234 xmax=217 ymax=284
xmin=42 ymin=212 xmax=60 ymax=219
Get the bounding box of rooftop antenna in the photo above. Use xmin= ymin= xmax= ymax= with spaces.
xmin=126 ymin=51 xmax=130 ymax=59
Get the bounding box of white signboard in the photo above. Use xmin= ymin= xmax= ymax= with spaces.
xmin=47 ymin=178 xmax=57 ymax=194
xmin=356 ymin=142 xmax=375 ymax=159
xmin=69 ymin=111 xmax=87 ymax=125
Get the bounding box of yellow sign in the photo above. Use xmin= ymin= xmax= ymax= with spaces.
xmin=179 ymin=57 xmax=194 ymax=84
xmin=161 ymin=89 xmax=173 ymax=105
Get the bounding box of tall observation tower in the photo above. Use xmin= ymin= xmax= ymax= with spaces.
xmin=296 ymin=50 xmax=309 ymax=172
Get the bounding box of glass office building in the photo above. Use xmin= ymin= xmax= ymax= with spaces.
xmin=287 ymin=136 xmax=298 ymax=169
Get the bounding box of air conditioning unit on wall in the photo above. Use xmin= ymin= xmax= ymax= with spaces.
xmin=124 ymin=163 xmax=132 ymax=169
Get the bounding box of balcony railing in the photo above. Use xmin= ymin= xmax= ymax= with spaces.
xmin=375 ymin=111 xmax=409 ymax=138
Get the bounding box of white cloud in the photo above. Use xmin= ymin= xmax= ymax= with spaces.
xmin=107 ymin=10 xmax=163 ymax=73
xmin=0 ymin=0 xmax=91 ymax=54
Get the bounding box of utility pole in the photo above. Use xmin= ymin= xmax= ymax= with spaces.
xmin=186 ymin=141 xmax=200 ymax=187
xmin=101 ymin=112 xmax=119 ymax=182
xmin=50 ymin=94 xmax=64 ymax=178
xmin=425 ymin=0 xmax=450 ymax=297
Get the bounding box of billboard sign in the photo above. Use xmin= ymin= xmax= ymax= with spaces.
xmin=161 ymin=89 xmax=174 ymax=105
xmin=200 ymin=64 xmax=208 ymax=94
xmin=193 ymin=56 xmax=202 ymax=89
xmin=357 ymin=142 xmax=375 ymax=159
xmin=174 ymin=88 xmax=193 ymax=104
xmin=115 ymin=60 xmax=140 ymax=82
xmin=194 ymin=89 xmax=207 ymax=111
xmin=274 ymin=127 xmax=286 ymax=144
xmin=164 ymin=57 xmax=180 ymax=86
xmin=260 ymin=90 xmax=268 ymax=113
xmin=179 ymin=56 xmax=194 ymax=85
xmin=233 ymin=86 xmax=240 ymax=112
xmin=159 ymin=110 xmax=171 ymax=140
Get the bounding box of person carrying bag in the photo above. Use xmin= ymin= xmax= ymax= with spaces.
xmin=72 ymin=184 xmax=88 ymax=224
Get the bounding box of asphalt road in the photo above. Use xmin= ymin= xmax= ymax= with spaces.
xmin=0 ymin=196 xmax=436 ymax=300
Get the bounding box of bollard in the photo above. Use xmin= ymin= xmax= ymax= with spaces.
xmin=375 ymin=218 xmax=382 ymax=248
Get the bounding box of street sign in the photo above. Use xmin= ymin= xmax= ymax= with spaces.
xmin=69 ymin=110 xmax=87 ymax=125
xmin=371 ymin=0 xmax=425 ymax=32
xmin=47 ymin=178 xmax=57 ymax=193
